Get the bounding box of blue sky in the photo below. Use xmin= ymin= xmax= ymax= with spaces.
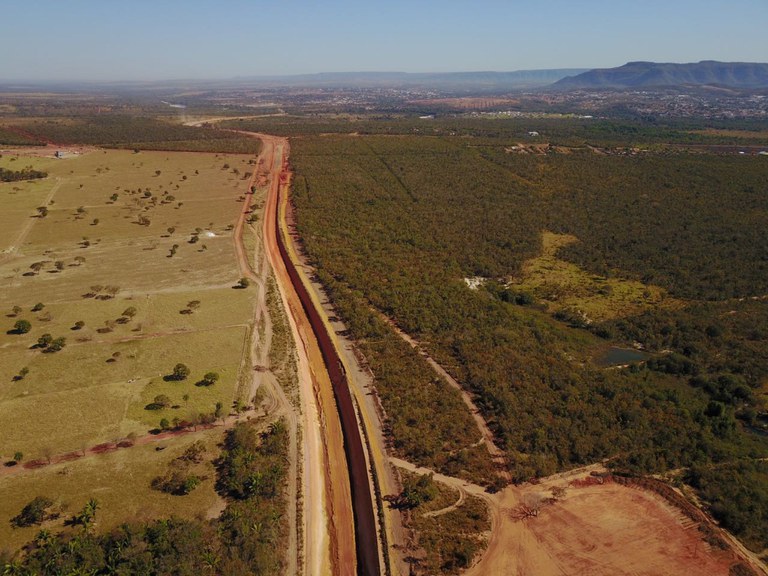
xmin=2 ymin=0 xmax=766 ymax=81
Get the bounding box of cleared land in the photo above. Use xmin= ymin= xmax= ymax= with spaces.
xmin=470 ymin=479 xmax=741 ymax=576
xmin=0 ymin=147 xmax=260 ymax=546
xmin=393 ymin=458 xmax=758 ymax=576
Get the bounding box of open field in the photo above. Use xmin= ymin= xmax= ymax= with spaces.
xmin=0 ymin=326 xmax=246 ymax=455
xmin=0 ymin=147 xmax=260 ymax=550
xmin=0 ymin=149 xmax=255 ymax=458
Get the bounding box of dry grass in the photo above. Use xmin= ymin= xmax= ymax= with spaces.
xmin=0 ymin=176 xmax=57 ymax=247
xmin=0 ymin=325 xmax=247 ymax=456
xmin=0 ymin=148 xmax=258 ymax=545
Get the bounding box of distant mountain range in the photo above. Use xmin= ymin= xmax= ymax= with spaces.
xmin=553 ymin=61 xmax=768 ymax=89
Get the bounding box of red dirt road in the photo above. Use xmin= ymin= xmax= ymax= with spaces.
xmin=259 ymin=133 xmax=360 ymax=575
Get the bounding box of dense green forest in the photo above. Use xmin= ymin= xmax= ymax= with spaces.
xmin=1 ymin=421 xmax=289 ymax=575
xmin=3 ymin=116 xmax=261 ymax=154
xmin=475 ymin=148 xmax=768 ymax=300
xmin=685 ymin=459 xmax=768 ymax=551
xmin=287 ymin=127 xmax=768 ymax=546
xmin=316 ymin=269 xmax=498 ymax=485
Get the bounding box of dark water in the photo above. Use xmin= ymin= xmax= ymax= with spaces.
xmin=597 ymin=346 xmax=647 ymax=367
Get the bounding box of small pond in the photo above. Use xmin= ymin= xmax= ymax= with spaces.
xmin=596 ymin=346 xmax=648 ymax=368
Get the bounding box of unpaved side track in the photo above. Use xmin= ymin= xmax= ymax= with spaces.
xmin=234 ymin=148 xmax=300 ymax=576
xmin=252 ymin=130 xmax=381 ymax=576
xmin=257 ymin=135 xmax=331 ymax=576
xmin=290 ymin=232 xmax=409 ymax=575
xmin=379 ymin=314 xmax=510 ymax=482
xmin=3 ymin=176 xmax=64 ymax=260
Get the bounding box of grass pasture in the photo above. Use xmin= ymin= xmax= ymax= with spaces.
xmin=0 ymin=325 xmax=247 ymax=455
xmin=0 ymin=175 xmax=58 ymax=249
xmin=0 ymin=147 xmax=258 ymax=542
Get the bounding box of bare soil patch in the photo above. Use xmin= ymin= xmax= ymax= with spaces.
xmin=468 ymin=479 xmax=747 ymax=576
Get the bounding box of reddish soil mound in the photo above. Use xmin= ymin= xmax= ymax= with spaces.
xmin=90 ymin=443 xmax=117 ymax=455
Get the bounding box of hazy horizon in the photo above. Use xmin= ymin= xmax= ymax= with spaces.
xmin=2 ymin=0 xmax=767 ymax=82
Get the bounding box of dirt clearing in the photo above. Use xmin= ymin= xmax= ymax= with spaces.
xmin=468 ymin=478 xmax=749 ymax=576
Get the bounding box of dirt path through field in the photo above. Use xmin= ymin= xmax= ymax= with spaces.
xmin=234 ymin=150 xmax=300 ymax=576
xmin=5 ymin=176 xmax=63 ymax=258
xmin=0 ymin=413 xmax=259 ymax=478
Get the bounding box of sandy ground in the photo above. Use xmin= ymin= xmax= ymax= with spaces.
xmin=472 ymin=480 xmax=739 ymax=576
xmin=259 ymin=134 xmax=328 ymax=576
